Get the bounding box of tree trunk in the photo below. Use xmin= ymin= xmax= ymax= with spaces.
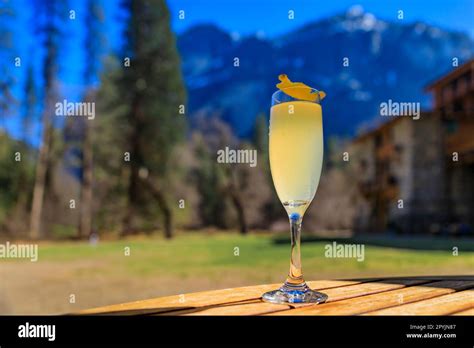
xmin=230 ymin=190 xmax=248 ymax=235
xmin=145 ymin=178 xmax=173 ymax=239
xmin=29 ymin=118 xmax=52 ymax=240
xmin=79 ymin=120 xmax=93 ymax=238
xmin=122 ymin=94 xmax=142 ymax=236
xmin=158 ymin=195 xmax=173 ymax=240
xmin=122 ymin=162 xmax=139 ymax=236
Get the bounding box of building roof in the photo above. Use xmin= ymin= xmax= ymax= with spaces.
xmin=352 ymin=60 xmax=473 ymax=145
xmin=352 ymin=117 xmax=403 ymax=144
xmin=352 ymin=111 xmax=434 ymax=144
xmin=425 ymin=59 xmax=474 ymax=92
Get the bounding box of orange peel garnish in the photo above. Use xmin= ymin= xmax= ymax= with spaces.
xmin=276 ymin=74 xmax=326 ymax=102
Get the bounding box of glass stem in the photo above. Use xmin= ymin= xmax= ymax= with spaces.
xmin=285 ymin=212 xmax=305 ymax=287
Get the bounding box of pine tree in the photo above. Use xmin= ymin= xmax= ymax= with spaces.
xmin=98 ymin=0 xmax=186 ymax=238
xmin=192 ymin=132 xmax=229 ymax=229
xmin=0 ymin=0 xmax=15 ymax=120
xmin=0 ymin=3 xmax=36 ymax=237
xmin=22 ymin=65 xmax=36 ymax=143
xmin=77 ymin=0 xmax=104 ymax=238
xmin=29 ymin=0 xmax=67 ymax=239
xmin=15 ymin=65 xmax=37 ymax=218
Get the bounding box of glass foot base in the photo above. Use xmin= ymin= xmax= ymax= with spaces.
xmin=262 ymin=282 xmax=328 ymax=304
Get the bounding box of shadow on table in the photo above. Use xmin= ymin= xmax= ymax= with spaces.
xmin=75 ymin=299 xmax=261 ymax=316
xmin=75 ymin=275 xmax=474 ymax=316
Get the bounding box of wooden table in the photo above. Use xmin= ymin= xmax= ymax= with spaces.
xmin=78 ymin=276 xmax=474 ymax=316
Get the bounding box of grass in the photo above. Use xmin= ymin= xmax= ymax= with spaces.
xmin=1 ymin=231 xmax=473 ymax=314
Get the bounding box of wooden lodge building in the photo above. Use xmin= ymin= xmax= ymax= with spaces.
xmin=350 ymin=60 xmax=474 ymax=234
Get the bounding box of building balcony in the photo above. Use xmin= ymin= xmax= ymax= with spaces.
xmin=376 ymin=143 xmax=395 ymax=160
xmin=445 ymin=121 xmax=474 ymax=155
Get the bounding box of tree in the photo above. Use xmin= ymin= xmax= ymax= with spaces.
xmin=191 ymin=116 xmax=272 ymax=234
xmin=0 ymin=136 xmax=36 ymax=237
xmin=77 ymin=0 xmax=104 ymax=238
xmin=14 ymin=65 xmax=37 ymax=226
xmin=98 ymin=0 xmax=186 ymax=238
xmin=304 ymin=137 xmax=357 ymax=232
xmin=0 ymin=3 xmax=37 ymax=238
xmin=191 ymin=123 xmax=232 ymax=230
xmin=225 ymin=162 xmax=248 ymax=234
xmin=21 ymin=65 xmax=36 ymax=144
xmin=0 ymin=0 xmax=15 ymax=120
xmin=29 ymin=0 xmax=66 ymax=239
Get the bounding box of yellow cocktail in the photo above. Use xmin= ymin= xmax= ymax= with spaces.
xmin=262 ymin=75 xmax=328 ymax=304
xmin=269 ymin=101 xmax=323 ymax=217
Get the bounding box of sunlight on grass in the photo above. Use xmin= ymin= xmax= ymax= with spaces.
xmin=31 ymin=232 xmax=474 ymax=279
xmin=3 ymin=232 xmax=474 ymax=314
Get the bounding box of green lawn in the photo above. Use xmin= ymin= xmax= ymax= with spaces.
xmin=1 ymin=231 xmax=473 ymax=314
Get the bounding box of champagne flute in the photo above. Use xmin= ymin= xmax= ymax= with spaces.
xmin=262 ymin=83 xmax=328 ymax=304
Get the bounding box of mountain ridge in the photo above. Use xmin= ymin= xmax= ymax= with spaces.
xmin=177 ymin=8 xmax=474 ymax=138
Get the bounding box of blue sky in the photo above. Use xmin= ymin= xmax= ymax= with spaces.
xmin=1 ymin=0 xmax=473 ymax=142
xmin=168 ymin=0 xmax=474 ymax=37
xmin=1 ymin=0 xmax=124 ymax=142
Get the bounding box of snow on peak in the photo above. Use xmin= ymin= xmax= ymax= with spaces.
xmin=361 ymin=13 xmax=376 ymax=31
xmin=341 ymin=9 xmax=380 ymax=32
xmin=347 ymin=5 xmax=364 ymax=17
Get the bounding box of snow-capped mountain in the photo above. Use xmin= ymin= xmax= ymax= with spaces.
xmin=177 ymin=7 xmax=474 ymax=137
